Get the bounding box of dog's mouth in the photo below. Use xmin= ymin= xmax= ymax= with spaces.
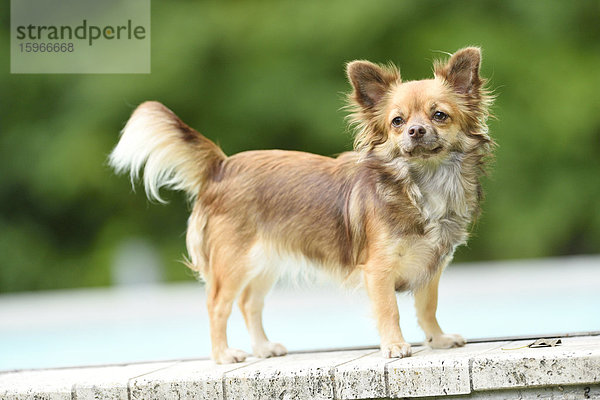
xmin=406 ymin=144 xmax=444 ymax=158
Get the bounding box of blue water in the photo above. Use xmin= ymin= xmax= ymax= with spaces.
xmin=1 ymin=256 xmax=598 ymax=371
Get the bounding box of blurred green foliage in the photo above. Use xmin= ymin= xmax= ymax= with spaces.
xmin=1 ymin=0 xmax=599 ymax=292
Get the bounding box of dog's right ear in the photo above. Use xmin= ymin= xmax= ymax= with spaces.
xmin=347 ymin=61 xmax=400 ymax=110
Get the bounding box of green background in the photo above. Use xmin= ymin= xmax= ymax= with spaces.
xmin=1 ymin=0 xmax=599 ymax=292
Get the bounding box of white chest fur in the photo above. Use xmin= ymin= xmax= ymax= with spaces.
xmin=409 ymin=154 xmax=472 ymax=248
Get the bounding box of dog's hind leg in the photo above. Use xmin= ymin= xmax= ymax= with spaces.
xmin=238 ymin=271 xmax=287 ymax=358
xmin=206 ymin=251 xmax=251 ymax=364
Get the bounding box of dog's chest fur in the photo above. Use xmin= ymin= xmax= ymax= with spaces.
xmin=408 ymin=153 xmax=475 ymax=250
xmin=376 ymin=153 xmax=477 ymax=289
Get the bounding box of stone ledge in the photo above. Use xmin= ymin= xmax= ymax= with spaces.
xmin=1 ymin=333 xmax=598 ymax=400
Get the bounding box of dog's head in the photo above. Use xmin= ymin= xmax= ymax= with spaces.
xmin=347 ymin=47 xmax=493 ymax=163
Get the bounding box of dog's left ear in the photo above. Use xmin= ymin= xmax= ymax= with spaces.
xmin=347 ymin=61 xmax=400 ymax=110
xmin=435 ymin=47 xmax=482 ymax=96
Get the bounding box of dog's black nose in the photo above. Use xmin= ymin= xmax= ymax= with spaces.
xmin=408 ymin=125 xmax=426 ymax=138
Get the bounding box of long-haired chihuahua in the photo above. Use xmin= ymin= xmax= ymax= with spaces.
xmin=109 ymin=47 xmax=493 ymax=364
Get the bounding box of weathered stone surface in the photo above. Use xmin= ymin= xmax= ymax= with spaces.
xmin=409 ymin=384 xmax=600 ymax=399
xmin=75 ymin=362 xmax=176 ymax=400
xmin=129 ymin=358 xmax=254 ymax=400
xmin=387 ymin=341 xmax=508 ymax=398
xmin=471 ymin=336 xmax=600 ymax=391
xmin=333 ymin=347 xmax=426 ymax=399
xmin=333 ymin=350 xmax=389 ymax=400
xmin=78 ymin=362 xmax=175 ymax=400
xmin=224 ymin=350 xmax=369 ymax=400
xmin=0 ymin=368 xmax=72 ymax=400
xmin=2 ymin=335 xmax=599 ymax=400
xmin=0 ymin=362 xmax=171 ymax=400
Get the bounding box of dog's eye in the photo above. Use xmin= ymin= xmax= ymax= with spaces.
xmin=391 ymin=116 xmax=404 ymax=127
xmin=432 ymin=111 xmax=449 ymax=122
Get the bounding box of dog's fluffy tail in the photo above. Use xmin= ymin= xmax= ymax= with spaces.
xmin=108 ymin=101 xmax=226 ymax=202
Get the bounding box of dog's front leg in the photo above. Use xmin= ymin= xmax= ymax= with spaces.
xmin=414 ymin=260 xmax=466 ymax=349
xmin=364 ymin=266 xmax=412 ymax=358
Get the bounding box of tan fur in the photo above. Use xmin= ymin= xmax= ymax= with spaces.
xmin=109 ymin=47 xmax=494 ymax=364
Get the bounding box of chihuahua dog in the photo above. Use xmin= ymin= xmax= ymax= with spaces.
xmin=109 ymin=47 xmax=493 ymax=364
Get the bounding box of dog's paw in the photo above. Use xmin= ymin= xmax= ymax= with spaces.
xmin=253 ymin=341 xmax=288 ymax=358
xmin=427 ymin=333 xmax=466 ymax=349
xmin=213 ymin=347 xmax=248 ymax=364
xmin=381 ymin=342 xmax=412 ymax=358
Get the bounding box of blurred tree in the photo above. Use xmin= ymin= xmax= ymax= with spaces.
xmin=1 ymin=0 xmax=598 ymax=292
